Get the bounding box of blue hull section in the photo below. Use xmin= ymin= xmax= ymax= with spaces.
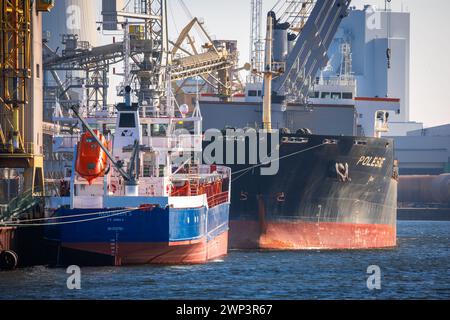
xmin=46 ymin=204 xmax=229 ymax=244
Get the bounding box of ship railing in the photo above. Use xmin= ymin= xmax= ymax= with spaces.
xmin=196 ymin=164 xmax=231 ymax=177
xmin=207 ymin=191 xmax=229 ymax=208
xmin=316 ymin=76 xmax=356 ymax=87
xmin=52 ymin=135 xmax=79 ymax=152
xmin=216 ymin=166 xmax=232 ymax=178
xmin=0 ymin=142 xmax=39 ymax=155
xmin=144 ymin=135 xmax=200 ymax=150
xmin=172 ymin=134 xmax=203 ymax=151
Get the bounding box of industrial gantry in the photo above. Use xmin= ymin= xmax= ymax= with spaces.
xmin=0 ymin=0 xmax=53 ymax=199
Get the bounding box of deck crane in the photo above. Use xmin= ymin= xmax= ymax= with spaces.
xmin=44 ymin=0 xmax=238 ymax=112
xmin=271 ymin=0 xmax=316 ymax=33
xmin=261 ymin=0 xmax=351 ymax=130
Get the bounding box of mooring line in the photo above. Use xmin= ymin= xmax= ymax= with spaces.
xmin=231 ymin=143 xmax=326 ymax=182
xmin=1 ymin=143 xmax=327 ymax=225
xmin=0 ymin=208 xmax=137 ymax=228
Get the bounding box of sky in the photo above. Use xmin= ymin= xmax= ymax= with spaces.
xmin=167 ymin=0 xmax=450 ymax=128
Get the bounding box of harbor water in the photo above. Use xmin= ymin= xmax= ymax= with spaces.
xmin=0 ymin=221 xmax=449 ymax=300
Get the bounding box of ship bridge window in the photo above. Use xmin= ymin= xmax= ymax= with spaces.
xmin=342 ymin=92 xmax=353 ymax=99
xmin=248 ymin=90 xmax=262 ymax=97
xmin=119 ymin=113 xmax=136 ymax=128
xmin=331 ymin=92 xmax=341 ymax=99
xmin=174 ymin=121 xmax=193 ymax=131
xmin=142 ymin=124 xmax=149 ymax=137
xmin=151 ymin=124 xmax=168 ymax=137
xmin=321 ymin=92 xmax=331 ymax=99
xmin=309 ymin=92 xmax=320 ymax=99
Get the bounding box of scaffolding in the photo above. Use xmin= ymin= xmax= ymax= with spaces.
xmin=0 ymin=0 xmax=31 ymax=153
xmin=249 ymin=0 xmax=263 ymax=83
xmin=0 ymin=0 xmax=46 ymax=199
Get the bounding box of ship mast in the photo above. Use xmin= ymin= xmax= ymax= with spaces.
xmin=249 ymin=0 xmax=263 ymax=83
xmin=262 ymin=12 xmax=275 ymax=131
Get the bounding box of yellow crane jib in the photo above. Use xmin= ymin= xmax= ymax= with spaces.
xmin=36 ymin=0 xmax=54 ymax=12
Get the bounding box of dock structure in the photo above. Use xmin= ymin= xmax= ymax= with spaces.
xmin=0 ymin=1 xmax=51 ymax=199
xmin=0 ymin=0 xmax=54 ymax=269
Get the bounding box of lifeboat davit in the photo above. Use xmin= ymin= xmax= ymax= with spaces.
xmin=75 ymin=130 xmax=109 ymax=185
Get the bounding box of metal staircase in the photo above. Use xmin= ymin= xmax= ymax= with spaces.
xmin=1 ymin=189 xmax=44 ymax=222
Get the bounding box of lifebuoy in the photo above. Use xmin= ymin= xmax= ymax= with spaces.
xmin=0 ymin=250 xmax=18 ymax=270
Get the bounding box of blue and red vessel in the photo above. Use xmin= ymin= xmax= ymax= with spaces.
xmin=45 ymin=87 xmax=231 ymax=266
xmin=46 ymin=193 xmax=230 ymax=266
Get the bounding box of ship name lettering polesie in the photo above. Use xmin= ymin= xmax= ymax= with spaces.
xmin=177 ymin=304 xmax=210 ymax=318
xmin=356 ymin=156 xmax=386 ymax=168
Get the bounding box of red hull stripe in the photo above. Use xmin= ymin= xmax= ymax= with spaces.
xmin=230 ymin=220 xmax=396 ymax=250
xmin=168 ymin=238 xmax=203 ymax=246
xmin=62 ymin=232 xmax=228 ymax=265
xmin=355 ymin=97 xmax=400 ymax=103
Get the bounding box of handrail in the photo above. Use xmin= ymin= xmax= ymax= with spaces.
xmin=207 ymin=191 xmax=229 ymax=207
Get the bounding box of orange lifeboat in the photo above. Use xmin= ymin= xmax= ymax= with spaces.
xmin=75 ymin=130 xmax=109 ymax=185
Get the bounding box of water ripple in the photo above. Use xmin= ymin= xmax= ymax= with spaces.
xmin=0 ymin=221 xmax=449 ymax=300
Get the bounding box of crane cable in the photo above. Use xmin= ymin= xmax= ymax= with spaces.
xmin=122 ymin=0 xmax=134 ymax=11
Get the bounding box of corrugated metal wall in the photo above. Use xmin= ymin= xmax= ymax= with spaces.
xmin=43 ymin=0 xmax=101 ymax=50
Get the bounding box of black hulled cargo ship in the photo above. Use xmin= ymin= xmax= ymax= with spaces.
xmin=211 ymin=131 xmax=398 ymax=249
xmin=201 ymin=1 xmax=397 ymax=250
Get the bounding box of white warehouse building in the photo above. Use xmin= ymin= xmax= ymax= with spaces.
xmin=324 ymin=5 xmax=422 ymax=133
xmin=395 ymin=125 xmax=450 ymax=175
xmin=325 ymin=5 xmax=449 ymax=174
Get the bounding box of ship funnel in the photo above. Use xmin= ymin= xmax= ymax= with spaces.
xmin=125 ymin=85 xmax=132 ymax=107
